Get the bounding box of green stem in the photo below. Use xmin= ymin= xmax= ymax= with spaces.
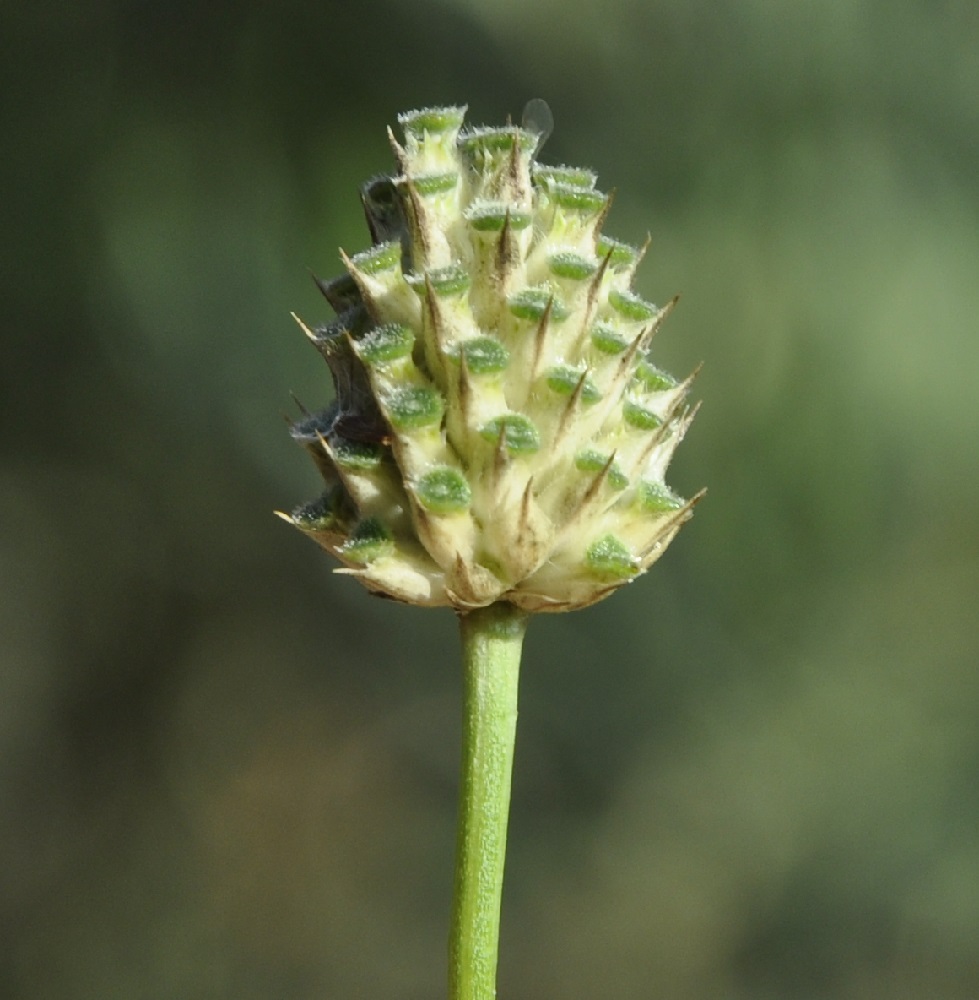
xmin=449 ymin=602 xmax=530 ymax=1000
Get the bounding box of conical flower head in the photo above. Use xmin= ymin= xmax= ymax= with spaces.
xmin=283 ymin=105 xmax=700 ymax=612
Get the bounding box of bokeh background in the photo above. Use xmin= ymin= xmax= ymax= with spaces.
xmin=3 ymin=1 xmax=978 ymax=997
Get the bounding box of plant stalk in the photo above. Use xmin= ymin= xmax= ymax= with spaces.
xmin=449 ymin=601 xmax=529 ymax=1000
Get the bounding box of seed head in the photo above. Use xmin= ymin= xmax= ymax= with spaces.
xmin=282 ymin=104 xmax=700 ymax=612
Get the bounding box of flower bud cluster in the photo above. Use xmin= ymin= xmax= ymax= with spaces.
xmin=284 ymin=106 xmax=699 ymax=611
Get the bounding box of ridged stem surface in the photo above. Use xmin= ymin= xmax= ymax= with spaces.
xmin=450 ymin=602 xmax=529 ymax=1000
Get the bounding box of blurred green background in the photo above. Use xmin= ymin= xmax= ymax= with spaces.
xmin=3 ymin=1 xmax=978 ymax=997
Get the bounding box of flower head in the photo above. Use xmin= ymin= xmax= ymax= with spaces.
xmin=283 ymin=104 xmax=700 ymax=612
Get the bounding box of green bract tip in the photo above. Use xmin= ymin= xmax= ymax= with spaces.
xmin=407 ymin=264 xmax=471 ymax=298
xmin=597 ymin=236 xmax=638 ymax=270
xmin=549 ymin=184 xmax=607 ymax=214
xmin=351 ymin=241 xmax=402 ymax=275
xmin=575 ymin=450 xmax=629 ymax=491
xmin=386 ymin=386 xmax=444 ymax=430
xmin=590 ymin=322 xmax=629 ymax=355
xmin=545 ymin=366 xmax=602 ymax=405
xmin=507 ymin=288 xmax=569 ymax=323
xmin=633 ymin=361 xmax=677 ymax=392
xmin=638 ymin=480 xmax=685 ymax=514
xmin=412 ymin=172 xmax=460 ymax=196
xmin=548 ymin=252 xmax=598 ymax=281
xmin=534 ymin=164 xmax=597 ymax=189
xmin=357 ymin=322 xmax=415 ymax=365
xmin=585 ymin=534 xmax=639 ymax=581
xmin=333 ymin=439 xmax=385 ymax=471
xmin=399 ymin=106 xmax=467 ymax=137
xmin=466 ymin=203 xmax=533 ymax=232
xmin=623 ymin=400 xmax=662 ymax=430
xmin=460 ymin=127 xmax=538 ymax=157
xmin=342 ymin=517 xmax=395 ymax=564
xmin=416 ymin=467 xmax=473 ymax=515
xmin=449 ymin=337 xmax=510 ymax=375
xmin=478 ymin=414 xmax=541 ymax=456
xmin=609 ymin=289 xmax=657 ymax=322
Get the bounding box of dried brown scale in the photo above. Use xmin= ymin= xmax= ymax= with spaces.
xmin=283 ymin=105 xmax=700 ymax=612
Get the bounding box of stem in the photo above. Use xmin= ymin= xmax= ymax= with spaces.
xmin=449 ymin=602 xmax=529 ymax=1000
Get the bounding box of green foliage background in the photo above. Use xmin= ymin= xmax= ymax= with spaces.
xmin=3 ymin=1 xmax=978 ymax=997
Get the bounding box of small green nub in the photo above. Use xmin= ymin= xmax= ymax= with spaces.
xmin=596 ymin=237 xmax=638 ymax=270
xmin=574 ymin=450 xmax=629 ymax=491
xmin=633 ymin=360 xmax=677 ymax=392
xmin=412 ymin=172 xmax=459 ymax=196
xmin=408 ymin=264 xmax=471 ymax=298
xmin=449 ymin=336 xmax=510 ymax=375
xmin=590 ymin=322 xmax=629 ymax=355
xmin=342 ymin=517 xmax=395 ymax=564
xmin=351 ymin=241 xmax=402 ymax=276
xmin=545 ymin=366 xmax=602 ymax=405
xmin=332 ymin=438 xmax=385 ymax=471
xmin=534 ymin=164 xmax=597 ymax=189
xmin=638 ymin=480 xmax=685 ymax=514
xmin=399 ymin=106 xmax=467 ymax=138
xmin=386 ymin=385 xmax=444 ymax=430
xmin=609 ymin=468 xmax=630 ymax=492
xmin=508 ymin=288 xmax=569 ymax=323
xmin=357 ymin=322 xmax=415 ymax=365
xmin=585 ymin=534 xmax=639 ymax=581
xmin=479 ymin=414 xmax=541 ymax=455
xmin=460 ymin=128 xmax=538 ymax=157
xmin=550 ymin=184 xmax=607 ymax=214
xmin=467 ymin=203 xmax=533 ymax=232
xmin=609 ymin=289 xmax=656 ymax=322
xmin=548 ymin=252 xmax=598 ymax=281
xmin=292 ymin=487 xmax=345 ymax=530
xmin=623 ymin=400 xmax=662 ymax=430
xmin=416 ymin=467 xmax=472 ymax=515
